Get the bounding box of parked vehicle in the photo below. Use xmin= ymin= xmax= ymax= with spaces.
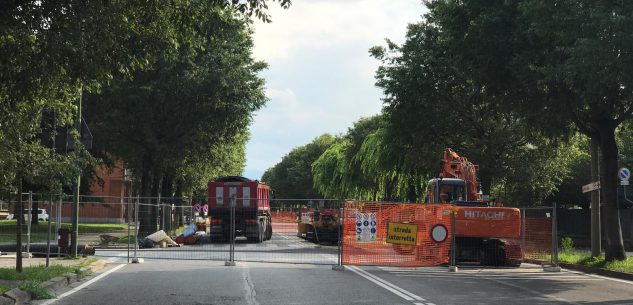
xmin=207 ymin=176 xmax=272 ymax=243
xmin=6 ymin=209 xmax=49 ymax=222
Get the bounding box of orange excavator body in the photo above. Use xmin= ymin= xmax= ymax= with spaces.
xmin=427 ymin=148 xmax=522 ymax=266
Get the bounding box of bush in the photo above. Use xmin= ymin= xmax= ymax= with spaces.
xmin=561 ymin=236 xmax=574 ymax=252
xmin=19 ymin=282 xmax=55 ymax=300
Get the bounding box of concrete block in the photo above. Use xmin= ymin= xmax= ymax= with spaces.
xmin=4 ymin=288 xmax=31 ymax=304
xmin=543 ymin=265 xmax=562 ymax=272
xmin=0 ymin=296 xmax=14 ymax=305
xmin=132 ymin=257 xmax=144 ymax=264
xmin=42 ymin=276 xmax=69 ymax=291
xmin=331 ymin=265 xmax=345 ymax=271
xmin=224 ymin=261 xmax=236 ymax=266
xmin=64 ymin=272 xmax=78 ymax=284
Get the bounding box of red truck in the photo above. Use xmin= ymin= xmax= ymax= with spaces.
xmin=207 ymin=176 xmax=272 ymax=243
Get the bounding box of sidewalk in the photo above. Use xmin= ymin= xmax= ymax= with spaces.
xmin=0 ymin=254 xmax=83 ymax=269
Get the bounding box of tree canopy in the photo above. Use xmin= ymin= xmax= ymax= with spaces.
xmin=393 ymin=0 xmax=633 ymax=261
xmin=262 ymin=134 xmax=337 ymax=199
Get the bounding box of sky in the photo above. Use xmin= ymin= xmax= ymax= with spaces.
xmin=244 ymin=0 xmax=427 ymax=180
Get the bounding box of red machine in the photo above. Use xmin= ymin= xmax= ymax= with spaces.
xmin=297 ymin=206 xmax=339 ymax=243
xmin=207 ymin=176 xmax=272 ymax=243
xmin=426 ymin=148 xmax=522 ymax=266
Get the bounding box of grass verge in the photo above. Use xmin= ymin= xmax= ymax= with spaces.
xmin=558 ymin=250 xmax=633 ymax=273
xmin=0 ymin=221 xmax=127 ymax=243
xmin=0 ymin=258 xmax=97 ymax=299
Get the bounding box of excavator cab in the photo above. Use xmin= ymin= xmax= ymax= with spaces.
xmin=426 ymin=178 xmax=467 ymax=203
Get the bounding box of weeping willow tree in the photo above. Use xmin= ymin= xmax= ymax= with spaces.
xmin=312 ymin=115 xmax=428 ymax=202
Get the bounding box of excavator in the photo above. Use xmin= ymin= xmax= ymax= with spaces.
xmin=426 ymin=148 xmax=523 ymax=266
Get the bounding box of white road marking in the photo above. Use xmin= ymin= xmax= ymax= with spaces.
xmin=39 ymin=263 xmax=127 ymax=305
xmin=481 ymin=275 xmax=581 ymax=305
xmin=347 ymin=265 xmax=426 ymax=302
xmin=564 ymin=269 xmax=633 ymax=285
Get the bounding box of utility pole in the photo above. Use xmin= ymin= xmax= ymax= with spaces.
xmin=590 ymin=138 xmax=601 ymax=257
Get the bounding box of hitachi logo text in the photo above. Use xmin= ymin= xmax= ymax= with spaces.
xmin=464 ymin=210 xmax=505 ymax=219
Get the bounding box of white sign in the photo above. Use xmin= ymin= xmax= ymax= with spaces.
xmin=430 ymin=224 xmax=448 ymax=243
xmin=619 ymin=167 xmax=630 ymax=181
xmin=582 ymin=181 xmax=601 ymax=193
xmin=355 ymin=212 xmax=377 ymax=242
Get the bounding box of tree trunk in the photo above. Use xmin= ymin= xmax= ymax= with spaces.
xmin=479 ymin=173 xmax=492 ymax=199
xmin=150 ymin=171 xmax=162 ymax=232
xmin=174 ymin=181 xmax=184 ymax=228
xmin=596 ymin=125 xmax=626 ymax=261
xmin=160 ymin=173 xmax=174 ymax=232
xmin=138 ymin=155 xmax=154 ymax=237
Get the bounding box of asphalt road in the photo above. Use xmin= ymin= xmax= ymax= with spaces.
xmin=30 ymin=260 xmax=633 ymax=305
xmin=27 ymin=232 xmax=633 ymax=305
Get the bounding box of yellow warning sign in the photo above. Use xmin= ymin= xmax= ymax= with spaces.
xmin=386 ymin=222 xmax=418 ymax=245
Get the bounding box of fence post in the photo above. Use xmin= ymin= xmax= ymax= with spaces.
xmin=225 ymin=195 xmax=236 ymax=266
xmin=521 ymin=208 xmax=526 ymax=250
xmin=132 ymin=195 xmax=142 ymax=263
xmin=544 ymin=202 xmax=561 ymax=272
xmin=46 ymin=194 xmax=52 ymax=267
xmin=127 ymin=197 xmax=131 ymax=263
xmin=449 ymin=204 xmax=458 ymax=272
xmin=333 ymin=200 xmax=344 ymax=271
xmin=26 ymin=191 xmax=32 ymax=254
xmin=57 ymin=195 xmax=62 ymax=258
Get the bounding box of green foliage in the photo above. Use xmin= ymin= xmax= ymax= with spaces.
xmin=561 ymin=236 xmax=574 ymax=252
xmin=311 ymin=115 xmax=427 ymax=201
xmin=558 ymin=250 xmax=633 ymax=273
xmin=418 ymin=0 xmax=632 ymax=260
xmin=0 ymin=264 xmax=81 ymax=282
xmin=19 ymin=281 xmax=55 ymax=300
xmin=84 ymin=1 xmax=268 ymax=199
xmin=262 ymin=134 xmax=336 ymax=199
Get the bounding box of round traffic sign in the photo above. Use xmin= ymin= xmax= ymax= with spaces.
xmin=193 ymin=203 xmax=201 ymax=212
xmin=203 ymin=204 xmax=209 ymax=213
xmin=430 ymin=224 xmax=448 ymax=243
xmin=619 ymin=167 xmax=630 ymax=181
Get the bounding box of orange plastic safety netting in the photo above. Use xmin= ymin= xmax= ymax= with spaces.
xmin=521 ymin=208 xmax=553 ymax=261
xmin=270 ymin=209 xmax=298 ymax=234
xmin=342 ymin=201 xmax=453 ymax=267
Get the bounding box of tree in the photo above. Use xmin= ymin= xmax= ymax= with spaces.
xmin=85 ymin=2 xmax=268 ymax=235
xmin=311 ymin=115 xmax=427 ymax=201
xmin=423 ymin=0 xmax=633 ymax=261
xmin=262 ymin=134 xmax=336 ymax=199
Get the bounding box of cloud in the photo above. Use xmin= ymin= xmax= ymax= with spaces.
xmin=253 ymin=0 xmax=425 ymax=61
xmin=244 ymin=0 xmax=427 ymax=179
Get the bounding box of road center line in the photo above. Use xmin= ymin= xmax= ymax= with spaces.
xmin=347 ymin=265 xmax=426 ymax=302
xmin=40 ymin=263 xmax=127 ymax=305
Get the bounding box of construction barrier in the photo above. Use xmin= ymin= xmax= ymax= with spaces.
xmin=342 ymin=201 xmax=453 ymax=267
xmin=270 ymin=210 xmax=297 ymax=234
xmin=519 ymin=207 xmax=553 ymax=261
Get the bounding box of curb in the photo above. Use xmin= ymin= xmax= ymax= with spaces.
xmin=558 ymin=262 xmax=633 ymax=281
xmin=525 ymin=259 xmax=633 ymax=282
xmin=1 ymin=259 xmax=108 ymax=304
